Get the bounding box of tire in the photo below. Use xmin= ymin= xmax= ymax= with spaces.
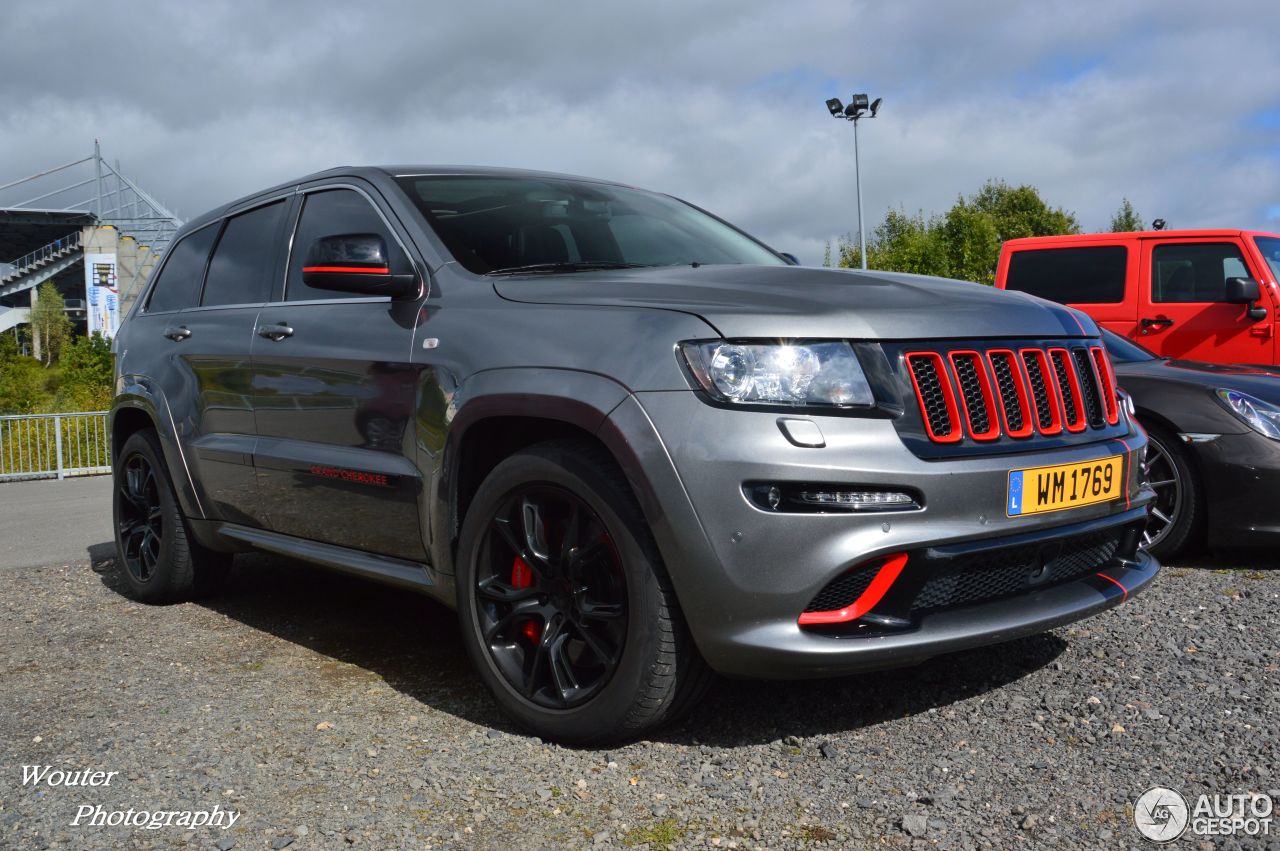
xmin=112 ymin=428 xmax=230 ymax=603
xmin=456 ymin=439 xmax=712 ymax=744
xmin=1141 ymin=425 xmax=1201 ymax=561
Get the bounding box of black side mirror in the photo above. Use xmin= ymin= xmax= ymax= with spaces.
xmin=1224 ymin=276 xmax=1261 ymax=304
xmin=302 ymin=234 xmax=419 ymax=298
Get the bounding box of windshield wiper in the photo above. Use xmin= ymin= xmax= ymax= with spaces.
xmin=485 ymin=261 xmax=651 ymax=276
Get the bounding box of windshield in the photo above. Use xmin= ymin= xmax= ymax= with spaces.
xmin=1101 ymin=328 xmax=1156 ymax=363
xmin=1254 ymin=236 xmax=1280 ymax=280
xmin=395 ymin=175 xmax=787 ymax=274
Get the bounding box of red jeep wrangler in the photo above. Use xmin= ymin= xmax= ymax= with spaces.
xmin=996 ymin=230 xmax=1280 ymax=365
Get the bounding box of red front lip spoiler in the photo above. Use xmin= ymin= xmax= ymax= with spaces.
xmin=797 ymin=553 xmax=909 ymax=625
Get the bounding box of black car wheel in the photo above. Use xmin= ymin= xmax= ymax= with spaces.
xmin=457 ymin=440 xmax=711 ymax=744
xmin=1140 ymin=426 xmax=1200 ymax=560
xmin=112 ymin=428 xmax=230 ymax=603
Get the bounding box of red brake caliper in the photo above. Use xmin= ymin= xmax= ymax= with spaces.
xmin=511 ymin=556 xmax=541 ymax=643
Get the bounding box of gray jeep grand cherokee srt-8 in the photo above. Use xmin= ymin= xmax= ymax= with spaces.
xmin=110 ymin=166 xmax=1158 ymax=743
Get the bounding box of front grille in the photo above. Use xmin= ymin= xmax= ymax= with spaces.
xmin=902 ymin=341 xmax=1119 ymax=446
xmin=804 ymin=564 xmax=878 ymax=613
xmin=911 ymin=529 xmax=1121 ymax=616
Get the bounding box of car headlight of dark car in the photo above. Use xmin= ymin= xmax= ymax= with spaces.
xmin=680 ymin=340 xmax=874 ymax=407
xmin=1215 ymin=388 xmax=1280 ymax=439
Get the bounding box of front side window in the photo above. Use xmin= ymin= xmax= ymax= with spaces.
xmin=145 ymin=224 xmax=217 ymax=313
xmin=1254 ymin=236 xmax=1280 ymax=281
xmin=201 ymin=200 xmax=288 ymax=307
xmin=1004 ymin=246 xmax=1127 ymax=304
xmin=287 ymin=189 xmax=406 ymax=301
xmin=395 ymin=175 xmax=786 ymax=274
xmin=1151 ymin=242 xmax=1249 ymax=304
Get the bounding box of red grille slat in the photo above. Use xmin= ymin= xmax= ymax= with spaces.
xmin=1090 ymin=346 xmax=1120 ymax=425
xmin=947 ymin=351 xmax=1000 ymax=441
xmin=986 ymin=349 xmax=1035 ymax=439
xmin=905 ymin=352 xmax=962 ymax=443
xmin=1019 ymin=348 xmax=1063 ymax=436
xmin=1048 ymin=347 xmax=1087 ymax=433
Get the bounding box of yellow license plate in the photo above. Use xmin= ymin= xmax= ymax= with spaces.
xmin=1007 ymin=455 xmax=1124 ymax=517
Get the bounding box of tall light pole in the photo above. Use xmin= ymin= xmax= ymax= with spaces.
xmin=826 ymin=94 xmax=882 ymax=270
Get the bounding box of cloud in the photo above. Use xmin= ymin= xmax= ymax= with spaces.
xmin=1 ymin=0 xmax=1276 ymax=264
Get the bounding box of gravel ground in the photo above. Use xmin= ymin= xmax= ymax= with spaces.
xmin=1 ymin=547 xmax=1277 ymax=850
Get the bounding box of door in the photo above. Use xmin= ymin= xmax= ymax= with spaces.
xmin=169 ymin=198 xmax=291 ymax=526
xmin=1136 ymin=239 xmax=1273 ymax=363
xmin=249 ymin=186 xmax=428 ymax=561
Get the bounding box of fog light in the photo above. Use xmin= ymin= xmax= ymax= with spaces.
xmin=796 ymin=490 xmax=918 ymax=510
xmin=745 ymin=483 xmax=923 ymax=513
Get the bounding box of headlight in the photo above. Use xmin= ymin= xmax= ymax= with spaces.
xmin=680 ymin=341 xmax=875 ymax=407
xmin=1215 ymin=388 xmax=1280 ymax=439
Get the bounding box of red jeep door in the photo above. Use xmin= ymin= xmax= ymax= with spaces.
xmin=1136 ymin=238 xmax=1273 ymax=363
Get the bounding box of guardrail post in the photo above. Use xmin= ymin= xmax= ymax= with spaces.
xmin=54 ymin=414 xmax=64 ymax=480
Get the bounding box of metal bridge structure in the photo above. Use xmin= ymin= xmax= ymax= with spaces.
xmin=0 ymin=141 xmax=184 ymax=332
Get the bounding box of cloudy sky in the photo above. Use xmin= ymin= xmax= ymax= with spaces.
xmin=2 ymin=0 xmax=1277 ymax=264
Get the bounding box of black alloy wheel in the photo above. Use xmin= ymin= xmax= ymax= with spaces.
xmin=117 ymin=452 xmax=164 ymax=583
xmin=456 ymin=440 xmax=712 ymax=744
xmin=111 ymin=428 xmax=230 ymax=603
xmin=475 ymin=486 xmax=628 ymax=709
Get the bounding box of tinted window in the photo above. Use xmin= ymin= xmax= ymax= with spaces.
xmin=1152 ymin=242 xmax=1249 ymax=303
xmin=395 ymin=175 xmax=786 ymax=274
xmin=201 ymin=201 xmax=287 ymax=306
xmin=1005 ymin=246 xmax=1127 ymax=304
xmin=287 ymin=189 xmax=404 ymax=301
xmin=145 ymin=225 xmax=217 ymax=313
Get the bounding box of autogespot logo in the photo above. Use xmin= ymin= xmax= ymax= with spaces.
xmin=1134 ymin=787 xmax=1189 ymax=842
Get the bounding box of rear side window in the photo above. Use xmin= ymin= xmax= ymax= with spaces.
xmin=1005 ymin=246 xmax=1127 ymax=304
xmin=145 ymin=225 xmax=217 ymax=313
xmin=201 ymin=201 xmax=288 ymax=307
xmin=286 ymin=189 xmax=405 ymax=301
xmin=1152 ymin=242 xmax=1249 ymax=303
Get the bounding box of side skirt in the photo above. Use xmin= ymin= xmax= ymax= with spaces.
xmin=216 ymin=523 xmax=436 ymax=594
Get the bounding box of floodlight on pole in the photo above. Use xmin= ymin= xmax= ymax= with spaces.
xmin=825 ymin=91 xmax=882 ymax=270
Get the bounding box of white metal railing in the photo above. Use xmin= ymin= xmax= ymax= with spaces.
xmin=0 ymin=230 xmax=83 ymax=282
xmin=0 ymin=411 xmax=110 ymax=481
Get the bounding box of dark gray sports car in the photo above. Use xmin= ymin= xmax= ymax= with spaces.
xmin=1103 ymin=329 xmax=1280 ymax=558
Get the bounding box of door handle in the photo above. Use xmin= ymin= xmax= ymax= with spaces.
xmin=257 ymin=323 xmax=294 ymax=341
xmin=1140 ymin=317 xmax=1174 ymax=329
xmin=163 ymin=325 xmax=191 ymax=341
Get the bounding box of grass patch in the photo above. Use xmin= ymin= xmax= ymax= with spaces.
xmin=623 ymin=819 xmax=686 ymax=848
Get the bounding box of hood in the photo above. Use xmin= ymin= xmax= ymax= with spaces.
xmin=492 ymin=264 xmax=1095 ymax=341
xmin=1115 ymin=357 xmax=1280 ymax=402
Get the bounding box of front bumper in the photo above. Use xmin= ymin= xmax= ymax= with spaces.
xmin=1196 ymin=431 xmax=1280 ymax=548
xmin=608 ymin=390 xmax=1157 ymax=679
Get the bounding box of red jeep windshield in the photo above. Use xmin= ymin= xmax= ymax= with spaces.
xmin=1255 ymin=236 xmax=1280 ymax=280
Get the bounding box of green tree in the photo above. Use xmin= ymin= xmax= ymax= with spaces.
xmin=1109 ymin=198 xmax=1144 ymax=232
xmin=55 ymin=332 xmax=114 ymax=411
xmin=29 ymin=281 xmax=73 ymax=367
xmin=833 ymin=179 xmax=1080 ymax=284
xmin=0 ymin=333 xmax=53 ymax=413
